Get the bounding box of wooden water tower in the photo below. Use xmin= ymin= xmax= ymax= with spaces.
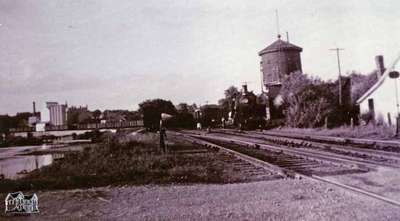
xmin=258 ymin=34 xmax=303 ymax=99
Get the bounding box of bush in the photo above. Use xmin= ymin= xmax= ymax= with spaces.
xmin=166 ymin=113 xmax=195 ymax=129
xmin=360 ymin=112 xmax=374 ymax=125
xmin=350 ymin=71 xmax=378 ymax=104
xmin=138 ymin=99 xmax=177 ymax=131
xmin=279 ymin=71 xmax=361 ymax=128
xmin=285 ymin=84 xmax=338 ymax=128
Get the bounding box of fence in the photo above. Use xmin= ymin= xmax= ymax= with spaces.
xmin=9 ymin=120 xmax=144 ymax=133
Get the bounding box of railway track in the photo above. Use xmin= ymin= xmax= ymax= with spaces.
xmin=186 ymin=131 xmax=385 ymax=171
xmin=168 ymin=132 xmax=281 ymax=182
xmin=258 ymin=130 xmax=400 ymax=155
xmin=262 ymin=130 xmax=400 ymax=152
xmin=185 ymin=132 xmax=367 ymax=175
xmin=175 ymin=130 xmax=400 ymax=208
xmin=212 ymin=129 xmax=400 ymax=168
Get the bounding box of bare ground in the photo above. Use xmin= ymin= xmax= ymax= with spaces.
xmin=1 ymin=178 xmax=400 ymax=221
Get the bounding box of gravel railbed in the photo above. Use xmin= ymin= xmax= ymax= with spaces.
xmin=1 ymin=179 xmax=400 ymax=220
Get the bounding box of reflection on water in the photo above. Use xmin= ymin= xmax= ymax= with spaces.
xmin=0 ymin=155 xmax=56 ymax=179
xmin=0 ymin=145 xmax=67 ymax=179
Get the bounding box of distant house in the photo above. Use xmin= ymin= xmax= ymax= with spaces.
xmin=35 ymin=122 xmax=47 ymax=132
xmin=5 ymin=192 xmax=23 ymax=213
xmin=5 ymin=192 xmax=39 ymax=214
xmin=21 ymin=194 xmax=39 ymax=213
xmin=356 ymin=55 xmax=400 ymax=124
xmin=28 ymin=115 xmax=41 ymax=127
xmin=102 ymin=110 xmax=127 ymax=123
xmin=67 ymin=106 xmax=94 ymax=125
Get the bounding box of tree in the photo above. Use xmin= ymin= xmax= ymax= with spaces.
xmin=349 ymin=71 xmax=378 ymax=104
xmin=219 ymin=86 xmax=239 ymax=117
xmin=93 ymin=109 xmax=102 ymax=119
xmin=224 ymin=86 xmax=240 ymax=99
xmin=285 ymin=84 xmax=338 ymax=128
xmin=138 ymin=99 xmax=177 ymax=130
xmin=0 ymin=115 xmax=9 ymax=133
xmin=187 ymin=103 xmax=198 ymax=114
xmin=170 ymin=103 xmax=196 ymax=128
xmin=279 ymin=72 xmax=351 ymax=128
xmin=176 ymin=103 xmax=189 ymax=113
xmin=280 ymin=71 xmax=319 ymax=108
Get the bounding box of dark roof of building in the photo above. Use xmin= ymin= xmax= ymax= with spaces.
xmin=23 ymin=194 xmax=37 ymax=200
xmin=259 ymin=38 xmax=302 ymax=55
xmin=7 ymin=192 xmax=23 ymax=199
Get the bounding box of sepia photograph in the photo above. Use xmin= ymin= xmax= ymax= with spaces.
xmin=1 ymin=0 xmax=400 ymax=220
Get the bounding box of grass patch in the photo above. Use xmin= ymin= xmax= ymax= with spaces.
xmin=0 ymin=132 xmax=245 ymax=192
xmin=272 ymin=124 xmax=397 ymax=140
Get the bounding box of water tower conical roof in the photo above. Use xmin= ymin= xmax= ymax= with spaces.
xmin=258 ymin=39 xmax=302 ymax=55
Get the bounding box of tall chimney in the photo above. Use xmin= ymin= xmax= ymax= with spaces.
xmin=33 ymin=101 xmax=36 ymax=114
xmin=375 ymin=55 xmax=385 ymax=78
xmin=286 ymin=31 xmax=289 ymax=43
xmin=242 ymin=84 xmax=248 ymax=94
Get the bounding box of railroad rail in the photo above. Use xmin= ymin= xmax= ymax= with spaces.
xmin=212 ymin=129 xmax=400 ymax=168
xmin=177 ymin=130 xmax=400 ymax=208
xmin=168 ymin=132 xmax=281 ymax=182
xmin=263 ymin=130 xmax=400 ymax=151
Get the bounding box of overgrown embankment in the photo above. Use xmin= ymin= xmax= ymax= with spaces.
xmin=0 ymin=132 xmax=246 ymax=192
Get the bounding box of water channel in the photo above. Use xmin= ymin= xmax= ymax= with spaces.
xmin=0 ymin=144 xmax=82 ymax=179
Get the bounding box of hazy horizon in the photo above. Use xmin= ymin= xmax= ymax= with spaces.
xmin=1 ymin=0 xmax=400 ymax=115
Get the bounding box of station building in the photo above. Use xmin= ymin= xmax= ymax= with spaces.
xmin=357 ymin=55 xmax=400 ymax=125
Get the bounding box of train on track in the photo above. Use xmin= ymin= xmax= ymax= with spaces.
xmin=196 ymin=85 xmax=271 ymax=130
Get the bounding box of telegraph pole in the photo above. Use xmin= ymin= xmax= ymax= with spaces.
xmin=330 ymin=48 xmax=345 ymax=105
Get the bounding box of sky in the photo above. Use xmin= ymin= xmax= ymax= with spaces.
xmin=1 ymin=0 xmax=400 ymax=115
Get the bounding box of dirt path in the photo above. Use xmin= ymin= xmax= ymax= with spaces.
xmin=1 ymin=179 xmax=399 ymax=220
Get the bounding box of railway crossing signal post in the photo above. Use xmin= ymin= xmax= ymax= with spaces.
xmin=160 ymin=113 xmax=172 ymax=153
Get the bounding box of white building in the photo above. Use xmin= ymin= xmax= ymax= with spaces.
xmin=5 ymin=192 xmax=24 ymax=213
xmin=5 ymin=192 xmax=39 ymax=214
xmin=357 ymin=54 xmax=400 ymax=124
xmin=46 ymin=102 xmax=67 ymax=126
xmin=28 ymin=116 xmax=40 ymax=127
xmin=35 ymin=122 xmax=47 ymax=132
